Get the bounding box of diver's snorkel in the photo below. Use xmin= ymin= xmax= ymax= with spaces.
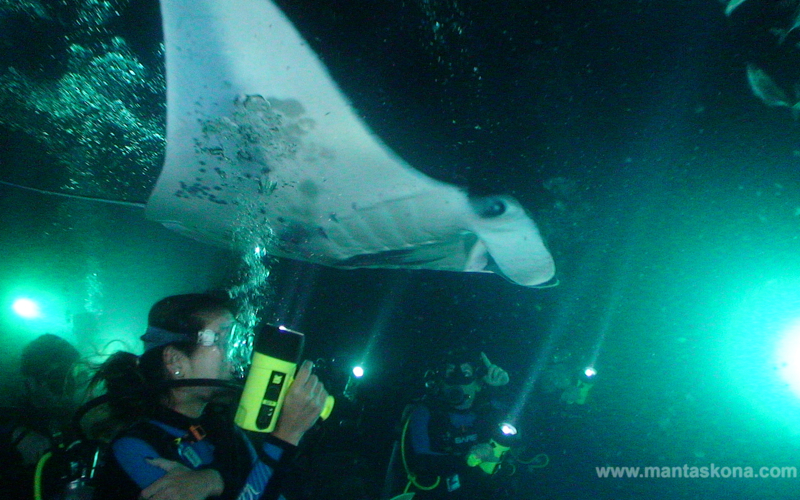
xmin=235 ymin=324 xmax=334 ymax=432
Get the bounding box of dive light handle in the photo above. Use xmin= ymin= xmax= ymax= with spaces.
xmin=235 ymin=325 xmax=334 ymax=432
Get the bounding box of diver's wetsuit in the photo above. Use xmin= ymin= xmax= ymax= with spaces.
xmin=94 ymin=405 xmax=296 ymax=500
xmin=405 ymin=399 xmax=503 ymax=500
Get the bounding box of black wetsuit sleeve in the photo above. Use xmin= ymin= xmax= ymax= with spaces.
xmin=241 ymin=432 xmax=299 ymax=500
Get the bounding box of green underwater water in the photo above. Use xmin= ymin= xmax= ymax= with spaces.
xmin=2 ymin=0 xmax=800 ymax=499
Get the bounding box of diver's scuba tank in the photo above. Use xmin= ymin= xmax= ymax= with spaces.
xmin=235 ymin=324 xmax=334 ymax=432
xmin=34 ymin=438 xmax=104 ymax=500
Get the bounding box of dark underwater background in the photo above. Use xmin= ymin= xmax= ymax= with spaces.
xmin=2 ymin=0 xmax=800 ymax=498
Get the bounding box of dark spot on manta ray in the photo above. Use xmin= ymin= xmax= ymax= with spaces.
xmin=277 ymin=223 xmax=314 ymax=246
xmin=298 ymin=179 xmax=318 ymax=198
xmin=265 ymin=97 xmax=306 ymax=118
xmin=237 ymin=150 xmax=255 ymax=162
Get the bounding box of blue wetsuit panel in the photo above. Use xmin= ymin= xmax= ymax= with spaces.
xmin=112 ymin=437 xmax=170 ymax=489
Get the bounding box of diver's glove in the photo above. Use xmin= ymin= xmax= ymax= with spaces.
xmin=480 ymin=352 xmax=510 ymax=387
xmin=466 ymin=442 xmax=496 ymax=466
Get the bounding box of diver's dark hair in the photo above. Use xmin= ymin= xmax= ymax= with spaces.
xmin=89 ymin=292 xmax=234 ymax=424
xmin=148 ymin=291 xmax=234 ymax=336
xmin=440 ymin=346 xmax=482 ymax=371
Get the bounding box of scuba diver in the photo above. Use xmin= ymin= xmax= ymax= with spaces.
xmin=0 ymin=333 xmax=89 ymax=499
xmin=81 ymin=292 xmax=329 ymax=500
xmin=539 ymin=351 xmax=597 ymax=418
xmin=559 ymin=367 xmax=596 ymax=406
xmin=388 ymin=349 xmax=514 ymax=500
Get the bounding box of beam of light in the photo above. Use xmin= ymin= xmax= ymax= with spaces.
xmin=584 ymin=278 xmax=624 ymax=372
xmin=506 ymin=244 xmax=631 ymax=425
xmin=352 ymin=365 xmax=364 ymax=378
xmin=13 ymin=297 xmax=41 ymax=319
xmin=273 ymin=264 xmax=320 ymax=329
xmin=358 ymin=275 xmax=407 ymax=374
xmin=506 ymin=294 xmax=573 ymax=424
xmin=506 ymin=254 xmax=607 ymax=424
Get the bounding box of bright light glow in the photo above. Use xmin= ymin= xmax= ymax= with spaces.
xmin=12 ymin=298 xmax=41 ymax=319
xmin=584 ymin=367 xmax=597 ymax=378
xmin=500 ymin=423 xmax=517 ymax=436
xmin=352 ymin=366 xmax=364 ymax=378
xmin=775 ymin=319 xmax=800 ymax=398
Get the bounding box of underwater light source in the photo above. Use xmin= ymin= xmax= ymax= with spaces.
xmin=775 ymin=319 xmax=800 ymax=398
xmin=584 ymin=367 xmax=597 ymax=378
xmin=12 ymin=298 xmax=41 ymax=319
xmin=352 ymin=365 xmax=364 ymax=378
xmin=499 ymin=423 xmax=517 ymax=436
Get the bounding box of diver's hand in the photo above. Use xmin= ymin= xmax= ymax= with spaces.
xmin=469 ymin=442 xmax=497 ymax=463
xmin=481 ymin=352 xmax=510 ymax=387
xmin=272 ymin=360 xmax=329 ymax=446
xmin=140 ymin=458 xmax=223 ymax=500
xmin=560 ymin=386 xmax=580 ymax=404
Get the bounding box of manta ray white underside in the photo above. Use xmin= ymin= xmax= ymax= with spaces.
xmin=146 ymin=0 xmax=555 ymax=287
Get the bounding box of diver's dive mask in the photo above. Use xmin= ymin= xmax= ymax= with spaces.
xmin=196 ymin=321 xmax=254 ymax=379
xmin=442 ymin=370 xmax=477 ymax=386
xmin=439 ymin=363 xmax=482 ymax=407
xmin=141 ymin=322 xmax=255 ymax=379
xmin=213 ymin=321 xmax=254 ymax=380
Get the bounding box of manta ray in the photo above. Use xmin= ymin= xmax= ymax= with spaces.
xmin=2 ymin=0 xmax=556 ymax=287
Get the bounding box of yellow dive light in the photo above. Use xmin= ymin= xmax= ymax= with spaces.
xmin=235 ymin=324 xmax=334 ymax=432
xmin=467 ymin=423 xmax=517 ymax=475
